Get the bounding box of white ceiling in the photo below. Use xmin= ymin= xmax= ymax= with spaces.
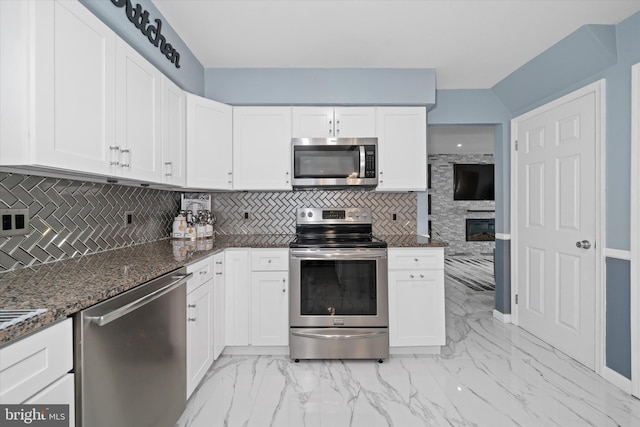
xmin=152 ymin=0 xmax=640 ymax=89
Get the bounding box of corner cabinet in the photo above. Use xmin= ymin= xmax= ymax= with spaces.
xmin=0 ymin=0 xmax=115 ymax=176
xmin=376 ymin=107 xmax=427 ymax=191
xmin=186 ymin=94 xmax=233 ymax=190
xmin=292 ymin=107 xmax=376 ymax=138
xmin=388 ymin=248 xmax=445 ymax=348
xmin=232 ymin=107 xmax=292 ymax=190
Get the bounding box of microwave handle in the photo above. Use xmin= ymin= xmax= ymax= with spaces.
xmin=359 ymin=146 xmax=366 ymax=178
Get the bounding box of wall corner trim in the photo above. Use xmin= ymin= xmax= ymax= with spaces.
xmin=492 ymin=310 xmax=512 ymax=323
xmin=602 ymin=366 xmax=632 ymax=394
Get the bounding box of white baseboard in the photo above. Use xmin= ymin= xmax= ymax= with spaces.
xmin=602 ymin=366 xmax=632 ymax=394
xmin=493 ymin=309 xmax=512 ymax=323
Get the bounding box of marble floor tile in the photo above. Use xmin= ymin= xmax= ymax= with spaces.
xmin=176 ymin=276 xmax=640 ymax=427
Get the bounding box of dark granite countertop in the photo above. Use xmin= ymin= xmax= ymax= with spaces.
xmin=381 ymin=234 xmax=448 ymax=248
xmin=0 ymin=233 xmax=444 ymax=345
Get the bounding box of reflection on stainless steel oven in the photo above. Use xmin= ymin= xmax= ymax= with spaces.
xmin=289 ymin=207 xmax=388 ymax=362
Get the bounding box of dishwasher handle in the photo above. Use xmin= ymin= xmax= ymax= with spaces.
xmin=88 ymin=273 xmax=192 ymax=327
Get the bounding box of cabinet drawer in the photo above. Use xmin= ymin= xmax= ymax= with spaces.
xmin=251 ymin=249 xmax=289 ymax=271
xmin=186 ymin=254 xmax=215 ymax=291
xmin=388 ymin=248 xmax=444 ymax=270
xmin=25 ymin=373 xmax=75 ymax=426
xmin=0 ymin=319 xmax=73 ymax=404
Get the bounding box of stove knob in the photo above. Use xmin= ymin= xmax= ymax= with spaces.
xmin=347 ymin=212 xmax=354 ymax=217
xmin=300 ymin=212 xmax=306 ymax=218
xmin=355 ymin=212 xmax=360 ymax=217
xmin=362 ymin=212 xmax=368 ymax=218
xmin=307 ymin=212 xmax=313 ymax=218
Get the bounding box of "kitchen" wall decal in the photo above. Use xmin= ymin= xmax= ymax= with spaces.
xmin=110 ymin=0 xmax=181 ymax=69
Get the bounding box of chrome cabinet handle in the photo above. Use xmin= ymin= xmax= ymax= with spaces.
xmin=120 ymin=148 xmax=131 ymax=168
xmin=215 ymin=272 xmax=223 ymax=275
xmin=164 ymin=161 xmax=172 ymax=177
xmin=188 ymin=318 xmax=196 ymax=322
xmin=282 ymin=278 xmax=286 ymax=293
xmin=410 ymin=274 xmax=414 ymax=278
xmin=109 ymin=146 xmax=120 ymax=166
xmin=576 ymin=240 xmax=591 ymax=249
xmin=228 ymin=171 xmax=232 ymax=184
xmin=414 ymin=258 xmax=419 ymax=262
xmin=285 ymin=171 xmax=290 ymax=184
xmin=188 ymin=304 xmax=196 ymax=308
xmin=419 ymin=274 xmax=424 ymax=278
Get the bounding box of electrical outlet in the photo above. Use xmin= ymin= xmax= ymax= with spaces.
xmin=243 ymin=210 xmax=251 ymax=220
xmin=392 ymin=213 xmax=397 ymax=221
xmin=124 ymin=211 xmax=134 ymax=228
xmin=0 ymin=208 xmax=30 ymax=237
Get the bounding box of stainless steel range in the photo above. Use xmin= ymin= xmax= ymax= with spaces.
xmin=289 ymin=207 xmax=389 ymax=362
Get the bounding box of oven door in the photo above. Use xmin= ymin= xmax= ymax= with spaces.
xmin=289 ymin=248 xmax=388 ymax=328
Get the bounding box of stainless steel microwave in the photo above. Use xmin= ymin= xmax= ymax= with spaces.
xmin=291 ymin=138 xmax=378 ymax=189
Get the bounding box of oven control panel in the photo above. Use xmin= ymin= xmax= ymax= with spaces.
xmin=296 ymin=207 xmax=371 ymax=224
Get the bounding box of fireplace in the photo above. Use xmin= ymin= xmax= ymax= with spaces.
xmin=466 ymin=218 xmax=495 ymax=241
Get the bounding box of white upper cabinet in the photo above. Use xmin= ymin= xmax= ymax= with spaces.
xmin=376 ymin=107 xmax=427 ymax=191
xmin=115 ymin=39 xmax=163 ymax=182
xmin=292 ymin=107 xmax=376 ymax=138
xmin=0 ymin=0 xmax=116 ymax=175
xmin=233 ymin=107 xmax=292 ymax=190
xmin=161 ymin=76 xmax=186 ymax=187
xmin=186 ymin=94 xmax=233 ymax=190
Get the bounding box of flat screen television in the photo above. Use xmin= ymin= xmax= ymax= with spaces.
xmin=453 ymin=163 xmax=495 ymax=201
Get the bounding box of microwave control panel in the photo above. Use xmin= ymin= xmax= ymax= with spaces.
xmin=364 ymin=146 xmax=376 ymax=178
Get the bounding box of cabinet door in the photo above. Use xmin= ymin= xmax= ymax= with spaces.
xmin=292 ymin=107 xmax=334 ymax=137
xmin=251 ymin=271 xmax=289 ymax=346
xmin=224 ymin=250 xmax=250 ymax=346
xmin=25 ymin=374 xmax=75 ymax=427
xmin=186 ymin=94 xmax=233 ymax=189
xmin=213 ymin=252 xmax=225 ymax=360
xmin=334 ymin=107 xmax=376 ymax=138
xmin=388 ymin=270 xmax=445 ymax=347
xmin=186 ymin=280 xmax=214 ymax=398
xmin=376 ymin=107 xmax=427 ymax=191
xmin=233 ymin=107 xmax=292 ymax=190
xmin=161 ymin=76 xmax=186 ymax=186
xmin=115 ymin=39 xmax=162 ymax=182
xmin=29 ymin=0 xmax=116 ymax=175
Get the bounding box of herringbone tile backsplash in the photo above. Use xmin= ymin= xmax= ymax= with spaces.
xmin=1 ymin=171 xmax=417 ymax=271
xmin=0 ymin=172 xmax=179 ymax=271
xmin=212 ymin=191 xmax=417 ymax=235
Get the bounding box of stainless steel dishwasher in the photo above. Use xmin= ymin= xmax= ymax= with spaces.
xmin=75 ymin=267 xmax=191 ymax=427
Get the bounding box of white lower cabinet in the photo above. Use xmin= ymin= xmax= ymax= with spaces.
xmin=250 ymin=249 xmax=289 ymax=346
xmin=186 ymin=256 xmax=215 ymax=398
xmin=224 ymin=249 xmax=251 ymax=346
xmin=212 ymin=252 xmax=225 ymax=360
xmin=388 ymin=248 xmax=445 ymax=348
xmin=0 ymin=318 xmax=74 ymax=425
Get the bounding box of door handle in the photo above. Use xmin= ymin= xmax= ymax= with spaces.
xmin=576 ymin=240 xmax=591 ymax=249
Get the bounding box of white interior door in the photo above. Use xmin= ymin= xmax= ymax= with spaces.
xmin=514 ymin=83 xmax=602 ymax=370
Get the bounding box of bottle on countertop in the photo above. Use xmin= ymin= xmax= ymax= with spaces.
xmin=172 ymin=213 xmax=186 ymax=239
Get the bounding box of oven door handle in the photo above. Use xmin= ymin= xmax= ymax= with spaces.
xmin=87 ymin=273 xmax=192 ymax=326
xmin=289 ymin=249 xmax=387 ymax=260
xmin=290 ymin=329 xmax=387 ymax=340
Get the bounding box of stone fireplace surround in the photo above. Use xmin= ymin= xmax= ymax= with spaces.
xmin=428 ymin=153 xmax=495 ymax=256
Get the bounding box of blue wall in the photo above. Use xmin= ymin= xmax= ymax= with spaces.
xmin=492 ymin=11 xmax=640 ymax=378
xmin=204 ymin=68 xmax=436 ymax=106
xmin=606 ymin=258 xmax=631 ymax=379
xmin=80 ymin=0 xmax=205 ymax=95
